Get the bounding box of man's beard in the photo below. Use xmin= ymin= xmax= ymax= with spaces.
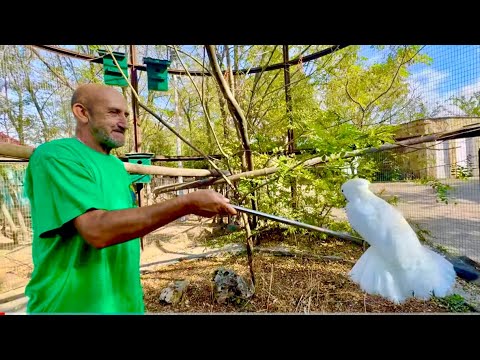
xmin=92 ymin=127 xmax=125 ymax=150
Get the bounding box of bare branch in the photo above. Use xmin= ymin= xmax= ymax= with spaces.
xmin=27 ymin=46 xmax=75 ymax=91
xmin=171 ymin=46 xmax=233 ymax=174
xmin=345 ymin=77 xmax=365 ymax=113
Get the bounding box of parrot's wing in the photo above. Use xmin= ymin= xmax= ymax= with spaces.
xmin=345 ymin=196 xmax=389 ymax=248
xmin=371 ymin=196 xmax=427 ymax=268
xmin=347 ymin=194 xmax=422 ymax=264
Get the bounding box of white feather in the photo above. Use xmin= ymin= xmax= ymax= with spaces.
xmin=341 ymin=178 xmax=456 ymax=304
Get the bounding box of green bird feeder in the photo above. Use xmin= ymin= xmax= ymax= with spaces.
xmin=98 ymin=49 xmax=129 ymax=87
xmin=143 ymin=57 xmax=171 ymax=91
xmin=125 ymin=152 xmax=155 ymax=184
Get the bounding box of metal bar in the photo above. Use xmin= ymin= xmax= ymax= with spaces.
xmin=129 ymin=45 xmax=140 ymax=153
xmin=232 ymin=45 xmax=349 ymax=75
xmin=129 ymin=44 xmax=143 ymax=251
xmin=283 ymin=44 xmax=297 ymax=209
xmin=32 ymin=45 xmax=349 ymax=77
xmin=231 ymin=205 xmax=363 ymax=244
xmin=33 ymin=45 xmax=103 ymax=62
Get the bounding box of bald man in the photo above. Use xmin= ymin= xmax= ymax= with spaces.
xmin=23 ymin=84 xmax=236 ymax=314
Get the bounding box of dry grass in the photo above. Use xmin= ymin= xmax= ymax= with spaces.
xmin=142 ymin=228 xmax=454 ymax=314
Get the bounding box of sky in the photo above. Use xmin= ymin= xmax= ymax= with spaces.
xmin=359 ymin=45 xmax=480 ymax=116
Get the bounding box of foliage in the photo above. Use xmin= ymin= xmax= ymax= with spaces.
xmin=414 ymin=177 xmax=452 ymax=204
xmin=433 ymin=294 xmax=475 ymax=313
xmin=451 ymin=91 xmax=480 ymax=117
xmin=450 ymin=155 xmax=474 ymax=180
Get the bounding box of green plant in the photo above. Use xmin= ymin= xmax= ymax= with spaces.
xmin=376 ymin=188 xmax=400 ymax=206
xmin=410 ymin=221 xmax=433 ymax=244
xmin=414 ymin=177 xmax=452 ymax=204
xmin=387 ymin=195 xmax=400 ymax=206
xmin=433 ymin=294 xmax=476 ymax=313
xmin=451 ymin=164 xmax=473 ymax=180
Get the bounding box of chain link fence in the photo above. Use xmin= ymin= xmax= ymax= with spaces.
xmin=0 ymin=162 xmax=32 ymax=294
xmin=367 ymin=133 xmax=480 ymax=263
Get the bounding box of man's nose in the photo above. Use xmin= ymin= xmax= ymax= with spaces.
xmin=118 ymin=118 xmax=129 ymax=130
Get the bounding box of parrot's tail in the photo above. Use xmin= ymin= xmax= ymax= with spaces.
xmin=399 ymin=247 xmax=456 ymax=301
xmin=348 ymin=246 xmax=406 ymax=304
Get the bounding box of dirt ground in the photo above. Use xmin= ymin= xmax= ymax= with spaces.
xmin=140 ymin=226 xmax=478 ymax=314
xmin=0 ymin=244 xmax=32 ymax=294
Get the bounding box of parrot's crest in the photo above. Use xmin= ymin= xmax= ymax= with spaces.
xmin=341 ymin=177 xmax=371 ymax=201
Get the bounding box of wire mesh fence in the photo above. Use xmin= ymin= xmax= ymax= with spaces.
xmin=2 ymin=150 xmax=479 ymax=295
xmin=358 ymin=45 xmax=480 ymax=121
xmin=0 ymin=162 xmax=33 ymax=294
xmin=368 ymin=140 xmax=480 ymax=263
xmin=355 ymin=45 xmax=480 ymax=263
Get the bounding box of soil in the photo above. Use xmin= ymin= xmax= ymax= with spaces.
xmin=141 ymin=226 xmax=471 ymax=314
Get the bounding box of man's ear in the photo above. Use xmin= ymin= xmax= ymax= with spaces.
xmin=72 ymin=103 xmax=89 ymax=124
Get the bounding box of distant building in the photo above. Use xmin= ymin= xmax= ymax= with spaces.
xmin=391 ymin=117 xmax=480 ymax=179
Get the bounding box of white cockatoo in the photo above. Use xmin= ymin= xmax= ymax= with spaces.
xmin=341 ymin=178 xmax=456 ymax=304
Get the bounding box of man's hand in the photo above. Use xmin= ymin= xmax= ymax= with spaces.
xmin=183 ymin=189 xmax=237 ymax=218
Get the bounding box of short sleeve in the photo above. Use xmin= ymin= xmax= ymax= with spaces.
xmin=25 ymin=152 xmax=108 ymax=238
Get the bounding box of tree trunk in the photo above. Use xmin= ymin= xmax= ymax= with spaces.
xmin=206 ymin=44 xmax=258 ymax=285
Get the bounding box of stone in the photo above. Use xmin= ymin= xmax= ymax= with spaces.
xmin=159 ymin=280 xmax=190 ymax=305
xmin=212 ymin=267 xmax=254 ymax=304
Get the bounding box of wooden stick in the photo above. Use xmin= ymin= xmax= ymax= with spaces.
xmin=2 ymin=125 xmax=477 ymax=182
xmin=0 ymin=143 xmax=228 ymax=178
xmin=0 ymin=143 xmax=33 ymax=159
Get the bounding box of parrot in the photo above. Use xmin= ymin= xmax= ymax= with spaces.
xmin=341 ymin=177 xmax=457 ymax=304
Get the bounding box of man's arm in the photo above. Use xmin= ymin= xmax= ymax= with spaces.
xmin=73 ymin=189 xmax=237 ymax=249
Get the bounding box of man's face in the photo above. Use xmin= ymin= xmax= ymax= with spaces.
xmin=88 ymin=90 xmax=130 ymax=149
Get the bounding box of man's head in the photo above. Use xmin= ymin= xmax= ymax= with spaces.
xmin=341 ymin=177 xmax=371 ymax=202
xmin=71 ymin=83 xmax=129 ymax=152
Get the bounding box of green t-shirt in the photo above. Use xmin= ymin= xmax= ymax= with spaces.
xmin=24 ymin=138 xmax=144 ymax=314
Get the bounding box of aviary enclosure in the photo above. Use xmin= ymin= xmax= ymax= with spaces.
xmin=1 ymin=45 xmax=479 ymax=313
